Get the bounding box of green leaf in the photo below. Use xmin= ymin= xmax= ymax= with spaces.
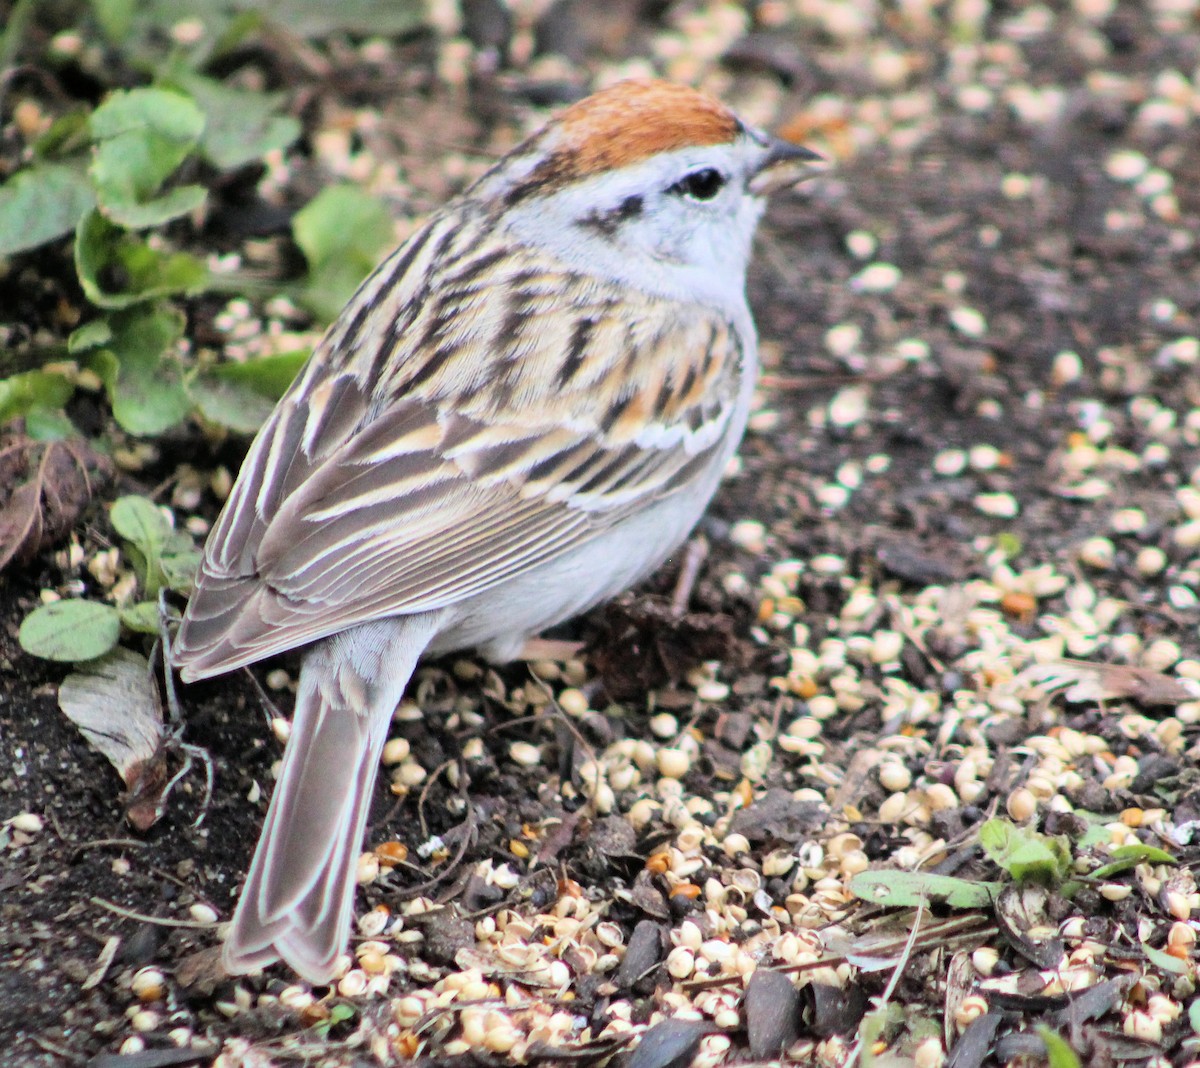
xmin=189 ymin=350 xmax=307 ymax=432
xmin=1090 ymin=843 xmax=1176 ymax=881
xmin=19 ymin=600 xmax=122 ymax=662
xmin=0 ymin=371 xmax=74 ymax=426
xmin=111 ymin=495 xmax=171 ymax=596
xmin=76 ymin=210 xmax=209 ymax=308
xmin=111 ymin=495 xmax=171 ymax=556
xmin=848 ymin=870 xmax=1001 ymax=910
xmin=210 ymin=350 xmax=308 ymax=396
xmin=91 ymin=0 xmax=138 ymax=42
xmin=88 ymin=306 xmax=191 ymax=436
xmin=1189 ymin=998 xmax=1200 ymax=1034
xmin=88 ymin=87 xmax=206 ymax=228
xmin=159 ymin=530 xmax=201 ymax=594
xmin=1076 ymin=822 xmax=1114 ymax=849
xmin=994 ymin=531 xmax=1022 ymax=559
xmin=0 ymin=163 xmax=95 ymax=257
xmin=854 ymin=1003 xmax=905 ymax=1068
xmin=313 ymin=1000 xmax=356 ymax=1037
xmin=33 ymin=108 xmax=93 ymax=158
xmin=69 ymin=319 xmax=114 ymax=353
xmin=1142 ymin=940 xmax=1191 ymax=976
xmin=119 ymin=600 xmax=162 ymax=634
xmin=98 ymin=0 xmax=263 ymax=73
xmin=293 ymin=185 xmax=393 ymax=320
xmin=168 ymin=71 xmax=300 ymax=171
xmin=979 ymin=818 xmax=1071 ymax=884
xmin=187 ymin=374 xmax=277 ymax=433
xmin=24 ymin=408 xmax=77 ymax=440
xmin=109 ymin=498 xmax=198 ymax=595
xmin=1036 ymin=1027 xmax=1081 ymax=1068
xmin=0 ymin=0 xmax=37 ymax=85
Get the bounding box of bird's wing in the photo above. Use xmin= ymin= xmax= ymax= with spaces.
xmin=174 ymin=212 xmax=748 ymax=679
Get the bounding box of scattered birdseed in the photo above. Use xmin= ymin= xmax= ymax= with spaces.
xmin=189 ymin=904 xmax=218 ymax=924
xmin=974 ymin=492 xmax=1019 ymax=517
xmin=9 ymin=812 xmax=43 ymax=834
xmin=948 ymin=306 xmax=987 ymax=338
xmin=828 ymin=386 xmax=870 ymax=428
xmin=825 ymin=322 xmax=862 ymax=358
xmin=933 ymin=448 xmax=968 ymax=476
xmin=657 ymin=748 xmax=691 ymax=779
xmin=844 ymin=230 xmax=877 ymax=259
xmin=381 ymin=738 xmax=410 ymax=765
xmin=729 ymin=519 xmax=767 ymax=553
xmin=508 ymin=741 xmax=542 ymax=768
xmin=850 ymin=262 xmax=902 ymax=294
xmin=1105 ymin=149 xmax=1149 ymax=182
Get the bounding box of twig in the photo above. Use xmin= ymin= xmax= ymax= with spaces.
xmin=394 ymin=798 xmax=479 ymax=900
xmin=417 ymin=758 xmax=457 ymax=841
xmin=527 ymin=675 xmax=603 ymax=813
xmin=31 ymin=1036 xmax=83 ymax=1064
xmin=844 ymin=901 xmax=926 ymax=1068
xmin=68 ymin=837 xmax=147 ymax=862
xmin=90 ymin=896 xmax=220 ymax=928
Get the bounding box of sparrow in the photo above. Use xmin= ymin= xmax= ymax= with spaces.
xmin=174 ymin=79 xmax=818 ymax=982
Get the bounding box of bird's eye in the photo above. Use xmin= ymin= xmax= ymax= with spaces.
xmin=670 ymin=168 xmax=726 ymax=201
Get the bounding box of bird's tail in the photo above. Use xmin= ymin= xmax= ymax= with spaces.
xmin=222 ymin=614 xmax=440 ymax=983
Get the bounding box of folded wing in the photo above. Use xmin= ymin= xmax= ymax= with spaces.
xmin=175 ymin=212 xmax=745 ymax=680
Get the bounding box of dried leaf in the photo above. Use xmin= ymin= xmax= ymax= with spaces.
xmin=0 ymin=435 xmax=112 ymax=573
xmin=728 ymin=786 xmax=827 ymax=844
xmin=615 ymin=919 xmax=666 ymax=992
xmin=828 ymin=913 xmax=994 ymax=973
xmin=57 ymin=647 xmax=170 ymax=830
xmin=532 ymin=811 xmax=583 ymax=869
xmin=1048 ymin=974 xmax=1136 ymax=1029
xmin=944 ymin=950 xmax=976 ymax=1049
xmin=628 ymin=869 xmax=670 ymax=921
xmin=81 ymin=935 xmax=121 ymax=991
xmin=994 ymin=883 xmax=1064 ymax=969
xmin=946 ymin=1011 xmax=1003 ymax=1068
xmin=1022 ymin=659 xmax=1197 ymax=706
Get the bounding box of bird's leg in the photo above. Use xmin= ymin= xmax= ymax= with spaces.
xmin=670 ymin=534 xmax=709 ymax=616
xmin=157 ymin=593 xmax=214 ymax=827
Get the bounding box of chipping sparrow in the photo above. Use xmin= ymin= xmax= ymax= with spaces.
xmin=174 ymin=80 xmax=818 ymax=982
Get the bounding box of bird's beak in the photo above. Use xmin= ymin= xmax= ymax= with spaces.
xmin=749 ymin=137 xmax=825 ymax=196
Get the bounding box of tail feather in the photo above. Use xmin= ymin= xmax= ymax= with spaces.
xmin=222 ymin=614 xmax=441 ymax=983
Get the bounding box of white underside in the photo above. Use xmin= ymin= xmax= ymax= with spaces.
xmin=428 ymin=471 xmax=715 ymax=660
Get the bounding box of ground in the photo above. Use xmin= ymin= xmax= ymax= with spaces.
xmin=4 ymin=2 xmax=1200 ymax=1067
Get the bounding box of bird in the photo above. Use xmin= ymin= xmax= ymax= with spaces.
xmin=173 ymin=79 xmax=819 ymax=983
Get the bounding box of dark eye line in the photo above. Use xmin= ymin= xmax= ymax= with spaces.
xmin=577 ymin=194 xmax=645 ymax=239
xmin=669 ymin=168 xmax=727 ymax=201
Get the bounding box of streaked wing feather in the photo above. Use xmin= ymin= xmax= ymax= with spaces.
xmin=175 ymin=210 xmax=745 ymax=679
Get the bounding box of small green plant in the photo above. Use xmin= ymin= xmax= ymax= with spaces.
xmin=978 ymin=817 xmax=1072 ymax=884
xmin=851 ymin=818 xmax=1180 ymax=914
xmin=1037 ymin=1027 xmax=1082 ymax=1068
xmin=19 ymin=495 xmax=200 ymax=662
xmin=0 ymin=4 xmax=396 ymax=444
xmin=848 ymin=870 xmax=1001 ymax=910
xmin=3 ymin=3 xmax=412 ymax=670
xmin=311 ymin=1001 xmax=356 ymax=1038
